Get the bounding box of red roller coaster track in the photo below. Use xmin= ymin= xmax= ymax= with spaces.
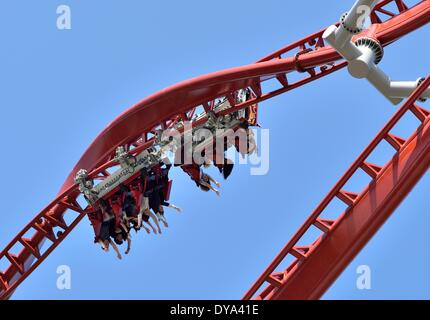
xmin=0 ymin=0 xmax=429 ymax=300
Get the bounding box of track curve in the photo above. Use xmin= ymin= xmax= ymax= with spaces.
xmin=62 ymin=0 xmax=430 ymax=193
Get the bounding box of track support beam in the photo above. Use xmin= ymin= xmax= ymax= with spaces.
xmin=244 ymin=77 xmax=430 ymax=300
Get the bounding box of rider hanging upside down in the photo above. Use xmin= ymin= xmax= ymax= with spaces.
xmin=155 ymin=164 xmax=182 ymax=217
xmin=144 ymin=166 xmax=165 ymax=228
xmin=113 ymin=222 xmax=132 ymax=255
xmin=147 ymin=164 xmax=179 ymax=228
xmin=232 ymin=120 xmax=257 ymax=158
xmin=181 ymin=163 xmax=221 ymax=196
xmin=138 ymin=169 xmax=162 ymax=234
xmin=202 ymin=143 xmax=234 ymax=181
xmin=159 ymin=163 xmax=181 ymax=213
xmin=119 ymin=184 xmax=148 ymax=233
xmin=96 ymin=199 xmax=123 ymax=260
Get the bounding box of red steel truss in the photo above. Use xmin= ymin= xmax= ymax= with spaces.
xmin=0 ymin=0 xmax=429 ymax=300
xmin=243 ymin=77 xmax=430 ymax=300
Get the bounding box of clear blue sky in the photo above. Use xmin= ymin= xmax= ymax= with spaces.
xmin=0 ymin=0 xmax=429 ymax=300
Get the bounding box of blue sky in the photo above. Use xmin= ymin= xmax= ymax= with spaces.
xmin=0 ymin=0 xmax=429 ymax=300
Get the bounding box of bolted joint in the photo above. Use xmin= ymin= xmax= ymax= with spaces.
xmin=340 ymin=12 xmax=364 ymax=35
xmin=354 ymin=37 xmax=384 ymax=64
xmin=348 ymin=37 xmax=383 ymax=79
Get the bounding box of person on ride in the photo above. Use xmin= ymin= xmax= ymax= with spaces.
xmin=127 ymin=181 xmax=154 ymax=234
xmin=156 ymin=192 xmax=182 ymax=222
xmin=202 ymin=143 xmax=234 ymax=180
xmin=233 ymin=120 xmax=257 ymax=158
xmin=136 ymin=170 xmax=162 ymax=234
xmin=147 ymin=165 xmax=170 ymax=228
xmin=108 ymin=192 xmax=126 ymax=229
xmin=158 ymin=164 xmax=182 ymax=213
xmin=98 ymin=199 xmax=123 ymax=260
xmin=120 ymin=184 xmax=145 ymax=233
xmin=181 ymin=163 xmax=221 ymax=196
xmin=113 ymin=222 xmax=132 ymax=255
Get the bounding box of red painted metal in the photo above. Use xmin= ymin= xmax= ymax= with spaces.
xmin=243 ymin=77 xmax=430 ymax=300
xmin=0 ymin=0 xmax=429 ymax=300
